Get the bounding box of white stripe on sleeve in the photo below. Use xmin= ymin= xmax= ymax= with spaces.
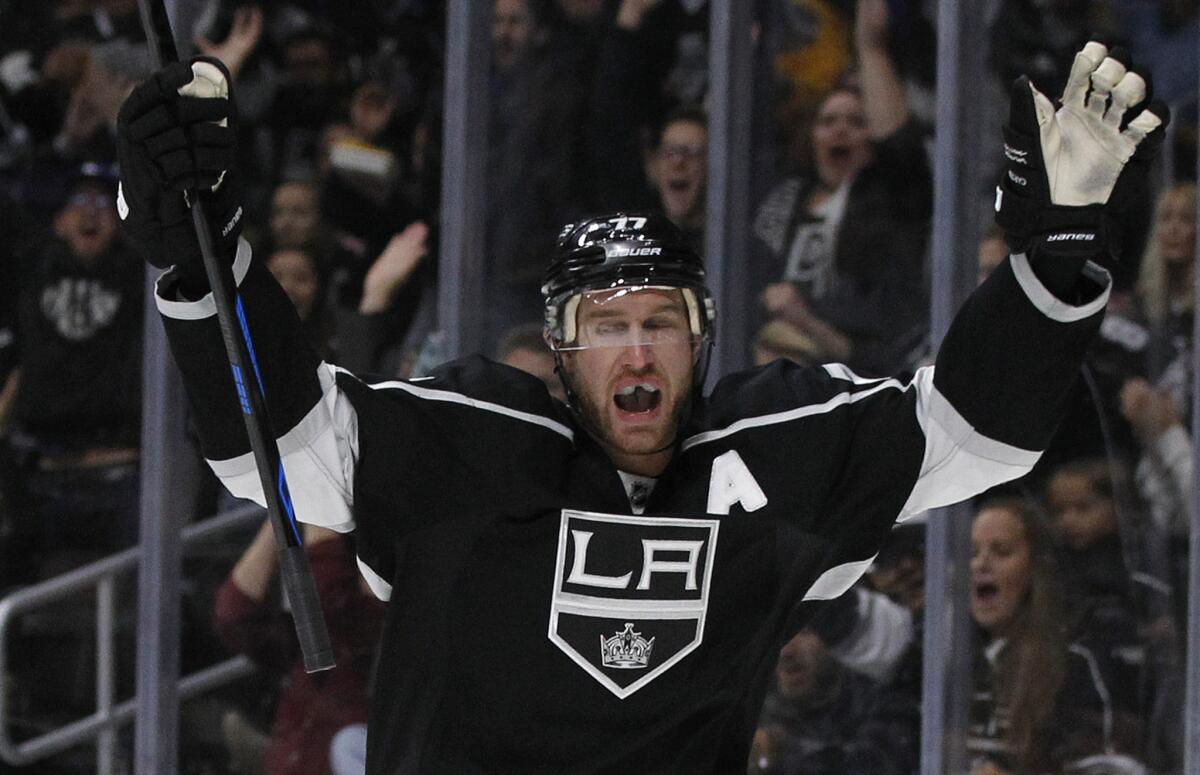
xmin=1009 ymin=252 xmax=1110 ymax=323
xmin=899 ymin=367 xmax=1041 ymax=520
xmin=207 ymin=362 xmax=358 ymax=532
xmin=155 ymin=237 xmax=254 ymax=320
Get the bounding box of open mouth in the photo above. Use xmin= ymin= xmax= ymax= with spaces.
xmin=973 ymin=581 xmax=999 ymax=602
xmin=828 ymin=145 xmax=852 ymax=163
xmin=613 ymin=383 xmax=661 ymax=414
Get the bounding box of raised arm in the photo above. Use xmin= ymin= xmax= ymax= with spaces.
xmin=854 ymin=0 xmax=909 ymax=140
xmin=906 ymin=41 xmax=1169 ymax=512
xmin=798 ymin=43 xmax=1171 ymax=599
xmin=115 ymin=59 xmax=358 ymax=536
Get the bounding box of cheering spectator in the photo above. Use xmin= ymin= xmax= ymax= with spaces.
xmin=265 ymin=178 xmax=374 ymax=307
xmin=752 ymin=0 xmax=930 ymax=376
xmin=649 ymin=108 xmax=707 ymax=246
xmin=4 ymin=163 xmax=142 ymax=576
xmin=590 ymin=100 xmax=708 ymax=248
xmin=967 ymin=497 xmax=1137 ymax=774
xmin=15 ymin=39 xmax=151 ymax=214
xmin=50 ymin=40 xmax=148 ymax=162
xmin=1044 ymin=459 xmax=1171 ymax=716
xmin=1046 ymin=460 xmax=1166 ymax=643
xmin=590 ymin=0 xmax=710 ymax=224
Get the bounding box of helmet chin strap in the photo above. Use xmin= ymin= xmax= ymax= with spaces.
xmin=552 ymin=338 xmax=713 ymax=462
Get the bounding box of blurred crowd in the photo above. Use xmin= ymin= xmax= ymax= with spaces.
xmin=0 ymin=0 xmax=1196 ymax=773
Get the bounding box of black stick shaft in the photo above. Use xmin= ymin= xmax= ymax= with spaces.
xmin=135 ymin=0 xmax=334 ymax=673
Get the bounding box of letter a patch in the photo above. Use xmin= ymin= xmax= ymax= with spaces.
xmin=706 ymin=450 xmax=767 ymax=515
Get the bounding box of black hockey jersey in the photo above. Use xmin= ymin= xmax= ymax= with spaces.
xmin=158 ymin=239 xmax=1108 ymax=774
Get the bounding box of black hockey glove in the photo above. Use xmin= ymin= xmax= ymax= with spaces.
xmin=116 ymin=57 xmax=243 ymax=295
xmin=994 ymin=41 xmax=1169 ymax=296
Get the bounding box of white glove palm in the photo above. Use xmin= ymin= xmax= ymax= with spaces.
xmin=1030 ymin=42 xmax=1163 ymax=207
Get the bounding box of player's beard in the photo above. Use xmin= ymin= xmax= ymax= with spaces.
xmin=572 ymin=368 xmax=694 ymax=461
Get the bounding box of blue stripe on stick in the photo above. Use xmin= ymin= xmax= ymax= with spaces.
xmin=236 ymin=294 xmax=302 ymax=545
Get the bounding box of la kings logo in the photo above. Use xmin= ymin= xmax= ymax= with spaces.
xmin=548 ymin=510 xmax=719 ymax=699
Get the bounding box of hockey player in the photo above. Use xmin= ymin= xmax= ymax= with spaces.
xmin=115 ymin=44 xmax=1167 ymax=773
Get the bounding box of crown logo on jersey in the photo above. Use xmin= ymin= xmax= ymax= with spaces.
xmin=600 ymin=623 xmax=655 ymax=669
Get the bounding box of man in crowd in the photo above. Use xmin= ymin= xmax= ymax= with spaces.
xmin=114 ymin=41 xmax=1166 ymax=773
xmin=5 ymin=163 xmax=143 ymax=578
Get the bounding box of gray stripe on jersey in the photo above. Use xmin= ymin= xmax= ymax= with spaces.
xmin=365 ymin=377 xmax=575 ymax=441
xmin=681 ymin=378 xmax=904 ymax=451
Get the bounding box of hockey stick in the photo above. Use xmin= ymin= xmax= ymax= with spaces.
xmin=135 ymin=0 xmax=335 ymax=673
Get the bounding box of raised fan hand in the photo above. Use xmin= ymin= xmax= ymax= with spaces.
xmin=195 ymin=5 xmax=264 ymax=80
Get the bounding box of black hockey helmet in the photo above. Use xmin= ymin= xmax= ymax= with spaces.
xmin=541 ymin=213 xmax=715 ymax=346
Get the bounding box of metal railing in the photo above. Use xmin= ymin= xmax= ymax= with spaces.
xmin=0 ymin=504 xmax=262 ymax=772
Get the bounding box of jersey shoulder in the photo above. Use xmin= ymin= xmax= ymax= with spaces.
xmin=694 ymin=359 xmax=894 ymax=434
xmin=334 ymin=354 xmax=574 ymax=435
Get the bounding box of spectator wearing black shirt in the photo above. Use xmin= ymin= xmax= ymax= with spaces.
xmin=1044 ymin=459 xmax=1174 ymax=742
xmin=968 ymin=497 xmax=1135 ymax=775
xmin=5 ymin=165 xmax=143 ymax=575
xmin=587 ymin=0 xmax=711 ymax=213
xmin=589 ymin=32 xmax=711 ymax=248
xmin=752 ymin=0 xmax=930 ymax=376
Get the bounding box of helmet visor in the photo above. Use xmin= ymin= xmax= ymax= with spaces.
xmin=550 ymin=287 xmax=704 ymax=352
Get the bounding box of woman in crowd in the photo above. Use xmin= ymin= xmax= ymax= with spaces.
xmin=1135 ymin=182 xmax=1196 ymax=401
xmin=751 ymin=0 xmax=930 ymax=376
xmin=967 ymin=497 xmax=1137 ymax=775
xmin=1122 ymin=183 xmax=1195 ymax=547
